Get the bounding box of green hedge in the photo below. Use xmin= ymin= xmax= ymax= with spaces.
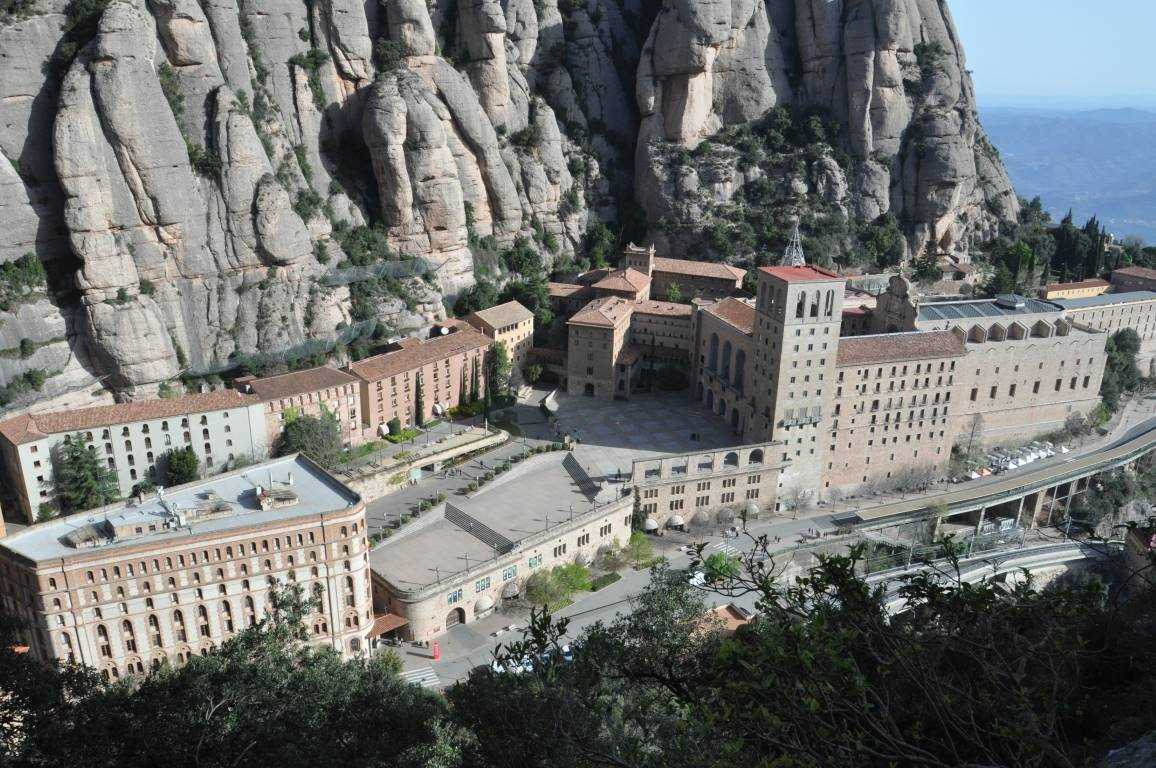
xmin=590 ymin=572 xmax=621 ymax=592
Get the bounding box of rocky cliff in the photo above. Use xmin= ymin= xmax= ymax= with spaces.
xmin=0 ymin=0 xmax=1015 ymax=401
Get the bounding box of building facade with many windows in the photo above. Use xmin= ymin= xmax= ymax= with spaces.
xmin=0 ymin=390 xmax=269 ymax=523
xmin=236 ymin=365 xmax=363 ymax=447
xmin=348 ymin=321 xmax=491 ymax=433
xmin=465 ymin=300 xmax=536 ymax=385
xmin=0 ymin=455 xmax=372 ymax=679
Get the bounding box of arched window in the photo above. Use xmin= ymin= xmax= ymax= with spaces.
xmin=220 ymin=602 xmax=234 ymax=634
xmin=824 ymin=290 xmax=835 ymax=317
xmin=809 ymin=293 xmax=820 ymax=318
xmin=173 ymin=610 xmax=187 ymax=643
xmin=148 ymin=615 xmax=162 ymax=647
xmin=749 ymin=449 xmax=764 ymax=465
xmin=60 ymin=631 xmax=75 ymax=663
xmin=96 ymin=624 xmax=112 ymax=658
xmin=707 ymin=334 xmax=719 ymax=371
xmin=796 ymin=291 xmax=806 ymax=318
xmin=244 ymin=596 xmax=257 ymax=627
xmin=720 ymin=341 xmax=733 ymax=382
xmin=733 ymin=350 xmax=746 ymax=389
xmin=724 ymin=452 xmax=739 ymax=467
xmin=197 ymin=606 xmax=211 ymax=638
xmin=122 ymin=620 xmax=137 ymax=653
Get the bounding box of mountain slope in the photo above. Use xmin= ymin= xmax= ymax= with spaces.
xmin=0 ymin=0 xmax=1016 ymax=402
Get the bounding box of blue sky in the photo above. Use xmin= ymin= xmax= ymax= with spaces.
xmin=951 ymin=0 xmax=1156 ymax=108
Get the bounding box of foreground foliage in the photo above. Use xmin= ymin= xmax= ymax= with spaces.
xmin=3 ymin=535 xmax=1155 ymax=768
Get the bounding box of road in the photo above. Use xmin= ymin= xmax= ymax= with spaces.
xmin=383 ymin=394 xmax=1156 ymax=688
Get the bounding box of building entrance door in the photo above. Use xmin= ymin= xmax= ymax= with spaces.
xmin=446 ymin=607 xmax=465 ymax=627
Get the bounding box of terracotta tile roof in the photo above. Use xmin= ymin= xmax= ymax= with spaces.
xmin=632 ymin=299 xmax=693 ymax=317
xmin=242 ymin=366 xmax=359 ymax=402
xmin=758 ymin=265 xmax=843 ymax=283
xmin=0 ymin=390 xmax=257 ymax=446
xmin=568 ymin=297 xmax=632 ymax=328
xmin=548 ymin=282 xmax=587 ymax=298
xmin=705 ymin=298 xmax=756 ymax=335
xmin=348 ymin=326 xmax=491 ymax=382
xmin=836 ymin=331 xmax=967 ymax=368
xmin=467 ymin=300 xmax=534 ymax=330
xmin=593 ymin=268 xmax=650 ymax=294
xmin=653 ymin=257 xmax=746 ymax=282
xmin=1043 ymin=278 xmax=1110 ymax=292
xmin=842 ymin=306 xmax=869 ymax=316
xmin=1114 ymin=266 xmax=1156 ymax=281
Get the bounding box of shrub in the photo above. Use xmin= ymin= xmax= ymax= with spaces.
xmin=374 ymin=39 xmax=405 ymax=75
xmin=139 ymin=279 xmax=155 ymax=296
xmin=18 ymin=338 xmax=35 ymax=359
xmin=509 ymin=123 xmax=542 ymax=149
xmin=590 ymin=572 xmax=621 ymax=591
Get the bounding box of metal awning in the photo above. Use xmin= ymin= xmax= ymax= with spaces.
xmin=370 ymin=613 xmax=409 ymax=636
xmin=501 ymin=581 xmax=520 ymax=598
xmin=667 ymin=515 xmax=685 ymax=527
xmin=644 ymin=518 xmax=659 ymax=531
xmin=475 ymin=595 xmax=495 ymax=612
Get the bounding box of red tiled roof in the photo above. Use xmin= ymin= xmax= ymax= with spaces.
xmin=568 ymin=297 xmax=632 ymax=328
xmin=632 ymin=299 xmax=693 ymax=317
xmin=593 ymin=267 xmax=650 ymax=294
xmin=548 ymin=282 xmax=587 ymax=298
xmin=1114 ymin=266 xmax=1156 ymax=281
xmin=467 ymin=300 xmax=534 ymax=330
xmin=0 ymin=390 xmax=258 ymax=446
xmin=1044 ymin=278 xmax=1110 ymax=292
xmin=758 ymin=265 xmax=843 ymax=283
xmin=348 ymin=326 xmax=491 ymax=382
xmin=842 ymin=306 xmax=869 ymax=316
xmin=836 ymin=331 xmax=967 ymax=367
xmin=706 ymin=298 xmax=756 ymax=335
xmin=243 ymin=366 xmax=359 ymax=402
xmin=653 ymin=257 xmax=746 ymax=281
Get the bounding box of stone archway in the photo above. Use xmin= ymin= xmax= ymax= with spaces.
xmin=446 ymin=607 xmax=465 ymax=627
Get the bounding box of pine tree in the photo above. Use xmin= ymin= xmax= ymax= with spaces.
xmin=459 ymin=366 xmax=468 ymax=407
xmin=414 ymin=372 xmax=425 ymax=427
xmin=470 ymin=358 xmax=480 ymax=403
xmin=53 ymin=433 xmax=120 ymax=516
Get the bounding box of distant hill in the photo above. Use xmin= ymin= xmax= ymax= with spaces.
xmin=981 ymin=107 xmax=1156 ymax=243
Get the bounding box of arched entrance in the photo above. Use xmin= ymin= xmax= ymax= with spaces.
xmin=583 ymin=383 xmax=595 ymax=397
xmin=730 ymin=408 xmax=740 ymax=430
xmin=446 ymin=607 xmax=465 ymax=627
xmin=705 ymin=390 xmax=714 ymax=410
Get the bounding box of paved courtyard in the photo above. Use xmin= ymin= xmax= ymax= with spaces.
xmin=530 ymin=390 xmax=739 ymax=475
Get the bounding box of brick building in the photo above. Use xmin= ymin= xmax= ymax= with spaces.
xmin=0 ymin=455 xmax=372 ymax=679
xmin=348 ymin=322 xmax=491 ymax=434
xmin=826 ymin=332 xmax=966 ymax=490
xmin=237 ymin=366 xmax=363 ymax=448
xmin=0 ymin=391 xmax=269 ymax=523
xmin=620 ymin=243 xmax=746 ymax=300
xmin=465 ymin=300 xmax=535 ymax=385
xmin=1038 ymin=278 xmax=1110 ymax=300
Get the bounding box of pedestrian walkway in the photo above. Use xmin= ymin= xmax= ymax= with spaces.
xmin=398 ymin=666 xmax=441 ymax=689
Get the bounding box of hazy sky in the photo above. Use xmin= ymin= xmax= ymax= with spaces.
xmin=951 ymin=0 xmax=1156 ymax=108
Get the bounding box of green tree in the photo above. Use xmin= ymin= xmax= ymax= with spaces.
xmin=623 ymin=531 xmax=654 ymax=567
xmin=486 ymin=342 xmax=512 ymax=399
xmin=470 ymin=358 xmax=480 ymax=403
xmin=666 ymin=282 xmax=683 ymax=303
xmin=387 ymin=417 xmax=402 ymax=436
xmin=158 ymin=446 xmax=199 ymax=487
xmin=1 ymin=583 xmax=459 ymax=767
xmin=414 ymin=372 xmax=426 ymax=427
xmin=52 ymin=434 xmax=120 ymax=515
xmin=276 ymin=409 xmax=342 ymax=468
xmin=525 ymin=363 xmax=543 ymax=384
xmin=1101 ymin=327 xmax=1143 ymax=411
xmin=859 ymin=213 xmax=906 ymax=268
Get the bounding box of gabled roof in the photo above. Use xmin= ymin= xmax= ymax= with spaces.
xmin=348 ymin=326 xmax=491 ymax=382
xmin=467 ymin=300 xmax=534 ymax=330
xmin=1114 ymin=266 xmax=1156 ymax=281
xmin=758 ymin=265 xmax=843 ymax=283
xmin=243 ymin=366 xmax=359 ymax=401
xmin=593 ymin=267 xmax=650 ymax=294
xmin=1043 ymin=277 xmax=1109 ymax=292
xmin=632 ymin=299 xmax=693 ymax=317
xmin=548 ymin=282 xmax=588 ymax=298
xmin=836 ymin=331 xmax=967 ymax=367
xmin=653 ymin=257 xmax=746 ymax=281
xmin=1052 ymin=291 xmax=1156 ymax=310
xmin=0 ymin=390 xmax=258 ymax=446
xmin=705 ymin=297 xmax=756 ymax=335
xmin=568 ymin=296 xmax=633 ymax=328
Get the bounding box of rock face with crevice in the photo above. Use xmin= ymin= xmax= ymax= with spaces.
xmin=636 ymin=0 xmax=1018 ymax=261
xmin=0 ymin=0 xmax=1014 ymax=402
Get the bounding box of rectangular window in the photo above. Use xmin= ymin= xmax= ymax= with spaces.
xmin=502 ymin=566 xmax=517 ymax=581
xmin=528 ymin=555 xmax=542 ymax=569
xmin=474 ymin=577 xmax=491 ymax=593
xmin=447 ymin=589 xmax=463 ymax=604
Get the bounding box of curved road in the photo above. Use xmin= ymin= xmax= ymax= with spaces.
xmin=848 ymin=411 xmax=1156 ymax=527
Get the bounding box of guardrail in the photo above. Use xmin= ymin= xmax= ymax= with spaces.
xmin=852 ymin=421 xmax=1156 ymax=527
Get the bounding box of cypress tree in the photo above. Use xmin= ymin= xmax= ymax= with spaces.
xmin=414 ymin=372 xmax=425 ymax=427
